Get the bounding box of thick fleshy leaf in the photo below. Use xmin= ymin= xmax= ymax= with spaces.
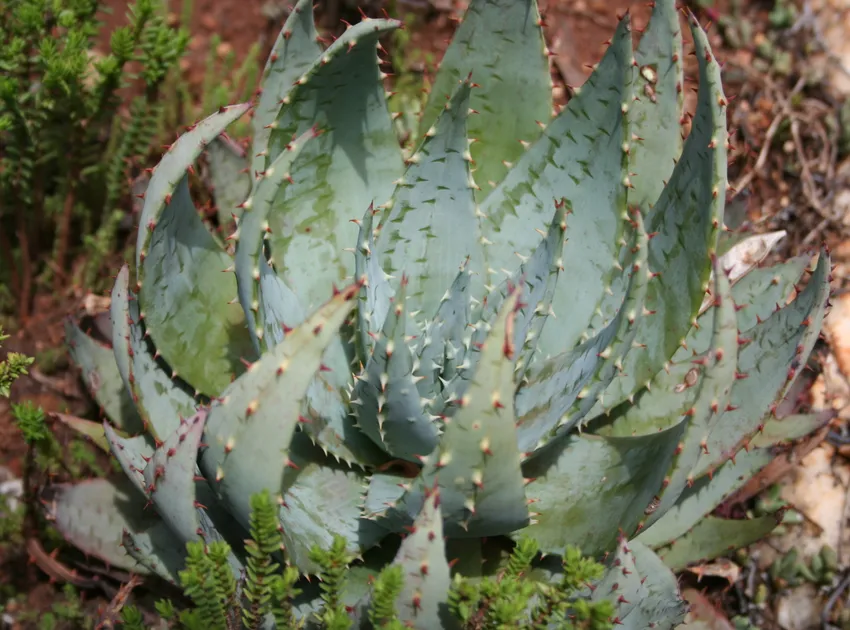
xmin=692 ymin=251 xmax=830 ymax=476
xmin=421 ymin=0 xmax=552 ymax=198
xmin=205 ymin=134 xmax=250 ymax=227
xmin=376 ymin=77 xmax=484 ymax=318
xmin=428 ymin=288 xmax=528 ymax=536
xmin=519 ymin=427 xmax=679 ymax=556
xmin=511 ymin=202 xmax=567 ymax=378
xmin=52 ymin=413 xmax=111 ymax=453
xmin=257 ymin=255 xmax=305 ymax=351
xmin=590 ymin=15 xmax=728 ymax=412
xmin=136 ymin=104 xmax=255 ymax=396
xmin=264 ymin=19 xmax=404 ymax=316
xmin=636 ymin=447 xmax=773 ymax=549
xmin=235 ymin=128 xmax=316 ymax=352
xmin=65 ymin=319 xmax=143 ymax=434
xmin=299 ymin=362 xmax=389 ymax=469
xmin=593 ymin=261 xmax=738 ymax=537
xmin=104 ymin=422 xmax=154 ymax=494
xmin=618 ymin=541 xmax=688 ymax=629
xmin=628 ymin=0 xmax=684 ymax=213
xmin=696 ymin=229 xmax=788 ymax=316
xmin=389 ymin=489 xmax=450 ymax=626
xmin=256 ymin=250 xmax=386 ymax=468
xmin=631 ymin=266 xmax=739 ymax=534
xmin=514 ymin=210 xmax=649 ymax=453
xmin=415 ymin=263 xmax=474 ymax=407
xmin=369 ymin=289 xmax=529 ymax=538
xmin=250 ymin=0 xmax=320 ymax=174
xmin=751 ymin=412 xmax=831 ymax=448
xmin=44 ymin=478 xmax=160 ymax=574
xmin=110 ymin=265 xmax=196 ymax=440
xmin=669 ymin=254 xmax=812 ymax=367
xmin=590 ymin=536 xmax=642 ymax=621
xmin=362 ymin=470 xmax=407 ymax=524
xmin=461 ymin=202 xmax=567 ymax=380
xmin=354 ymin=205 xmax=394 ymax=359
xmin=133 ymin=103 xmax=248 ymax=267
xmin=656 ymin=514 xmax=782 ymax=571
xmin=143 ymin=410 xmax=208 ymax=545
xmin=479 ymin=16 xmax=633 ymax=360
xmin=254 ymin=200 xmax=389 ymax=468
xmin=430 ymin=201 xmax=568 ymax=418
xmin=594 ymin=262 xmax=737 ymax=439
xmin=637 ymin=407 xmax=826 ymax=555
xmin=352 ymin=278 xmax=438 ymax=462
xmin=729 ymin=254 xmax=812 ymax=332
xmin=199 ymin=282 xmax=358 ymax=506
xmin=121 ymin=523 xmax=187 ymax=584
xmin=276 ymin=433 xmax=380 ymax=574
xmin=198 ymin=284 xmax=373 ymax=572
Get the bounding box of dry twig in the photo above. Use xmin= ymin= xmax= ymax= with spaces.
xmin=95 ymin=574 xmax=143 ymax=629
xmin=730 ymin=76 xmax=806 ymax=199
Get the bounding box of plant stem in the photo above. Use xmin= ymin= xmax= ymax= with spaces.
xmin=0 ymin=226 xmax=20 ymax=300
xmin=16 ymin=219 xmax=32 ymax=321
xmin=54 ymin=170 xmax=78 ymax=292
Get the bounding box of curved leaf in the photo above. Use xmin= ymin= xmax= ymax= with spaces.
xmin=65 ymin=319 xmax=142 ymax=434
xmin=137 ymin=104 xmax=255 ymax=396
xmin=44 ymin=478 xmax=160 ymax=575
xmin=421 ymin=0 xmax=552 ymax=198
xmin=479 ymin=16 xmax=634 ymax=360
xmin=265 ymin=19 xmax=404 ymax=316
xmin=618 ymin=541 xmax=688 ymax=629
xmin=376 ymin=77 xmax=484 ymax=319
xmin=110 ymin=265 xmax=196 ymax=440
xmin=656 ymin=514 xmax=782 ymax=571
xmin=205 ymin=135 xmax=250 ymax=227
xmin=250 ymin=0 xmax=321 ymax=174
xmin=519 ymin=427 xmax=679 ymax=556
xmin=235 ymin=128 xmax=316 ymax=352
xmin=198 ymin=284 xmax=372 ymax=572
xmin=515 ymin=209 xmax=649 ymax=453
xmin=637 ymin=446 xmax=773 ymax=549
xmin=693 ymin=251 xmax=830 ymax=476
xmin=352 ymin=278 xmax=438 ymax=462
xmin=370 ymin=288 xmax=529 ymax=538
xmin=590 ymin=15 xmax=728 ymax=413
xmin=628 ymin=0 xmax=685 ymax=212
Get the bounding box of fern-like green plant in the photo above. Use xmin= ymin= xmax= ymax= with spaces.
xmin=0 ymin=326 xmax=32 ymax=397
xmin=179 ymin=541 xmax=240 ymax=630
xmin=0 ymin=0 xmax=189 ymax=316
xmin=121 ymin=492 xmax=615 ymax=629
xmin=242 ymin=491 xmax=285 ymax=628
xmin=367 ymin=566 xmax=404 ymax=630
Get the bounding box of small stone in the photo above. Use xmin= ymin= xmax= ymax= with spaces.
xmin=217 ymin=42 xmax=234 ymax=59
xmin=200 ymin=14 xmax=216 ymax=30
xmin=0 ymin=475 xmax=23 ymax=515
xmin=775 ymin=583 xmax=823 ymax=630
xmin=825 ymin=292 xmax=850 ymax=378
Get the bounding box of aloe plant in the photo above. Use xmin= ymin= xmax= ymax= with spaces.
xmin=48 ymin=0 xmax=832 ymax=628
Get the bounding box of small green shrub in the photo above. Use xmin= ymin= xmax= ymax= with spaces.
xmin=121 ymin=492 xmax=615 ymax=630
xmin=0 ymin=0 xmax=188 ymax=316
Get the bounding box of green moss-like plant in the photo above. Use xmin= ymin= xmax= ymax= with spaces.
xmin=0 ymin=327 xmax=32 ymax=397
xmin=122 ymin=491 xmax=615 ymax=629
xmin=0 ymin=0 xmax=188 ymax=315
